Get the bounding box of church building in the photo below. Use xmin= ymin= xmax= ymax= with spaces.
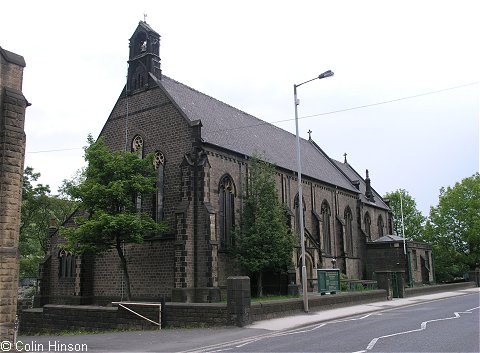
xmin=40 ymin=22 xmax=397 ymax=304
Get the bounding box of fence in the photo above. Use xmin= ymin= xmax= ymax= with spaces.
xmin=341 ymin=280 xmax=378 ymax=292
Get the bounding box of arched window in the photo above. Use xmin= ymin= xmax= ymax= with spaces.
xmin=294 ymin=193 xmax=306 ymax=235
xmin=131 ymin=135 xmax=144 ymax=157
xmin=133 ymin=32 xmax=148 ymax=57
xmin=153 ymin=151 xmax=165 ymax=223
xmin=321 ymin=201 xmax=331 ymax=254
xmin=132 ymin=65 xmax=146 ymax=90
xmin=344 ymin=207 xmax=354 ymax=256
xmin=58 ymin=250 xmax=75 ymax=278
xmin=364 ymin=212 xmax=372 ymax=240
xmin=131 ymin=135 xmax=144 ymax=211
xmin=377 ymin=215 xmax=384 ymax=238
xmin=219 ymin=175 xmax=235 ymax=248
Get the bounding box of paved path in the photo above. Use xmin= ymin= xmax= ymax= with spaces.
xmin=248 ymin=287 xmax=479 ymax=331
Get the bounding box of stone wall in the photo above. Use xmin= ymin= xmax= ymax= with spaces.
xmin=0 ymin=46 xmax=27 ymax=341
xmin=251 ymin=290 xmax=386 ymax=321
xmin=20 ymin=282 xmax=476 ymax=335
xmin=20 ymin=304 xmax=161 ymax=334
xmin=19 ymin=289 xmax=387 ymax=334
xmin=405 ymin=281 xmax=475 ymax=296
xmin=43 ymin=233 xmax=175 ymax=304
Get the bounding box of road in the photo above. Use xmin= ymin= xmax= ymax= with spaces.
xmin=14 ymin=291 xmax=479 ymax=353
xmin=182 ymin=293 xmax=479 ymax=353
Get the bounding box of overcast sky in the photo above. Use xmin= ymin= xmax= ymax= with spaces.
xmin=1 ymin=0 xmax=478 ymax=216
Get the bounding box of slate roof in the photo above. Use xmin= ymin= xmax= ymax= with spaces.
xmin=374 ymin=235 xmax=405 ymax=242
xmin=156 ymin=75 xmax=359 ymax=193
xmin=333 ymin=160 xmax=389 ymax=210
xmin=0 ymin=46 xmax=25 ymax=67
xmin=129 ymin=21 xmax=160 ymax=40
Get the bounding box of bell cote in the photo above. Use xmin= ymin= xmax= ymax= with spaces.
xmin=127 ymin=21 xmax=161 ymax=92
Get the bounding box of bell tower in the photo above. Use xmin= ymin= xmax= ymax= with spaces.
xmin=127 ymin=21 xmax=161 ymax=92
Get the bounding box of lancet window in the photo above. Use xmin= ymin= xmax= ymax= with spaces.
xmin=58 ymin=250 xmax=75 ymax=278
xmin=219 ymin=175 xmax=235 ymax=249
xmin=377 ymin=215 xmax=384 ymax=238
xmin=132 ymin=135 xmax=144 ymax=211
xmin=364 ymin=212 xmax=372 ymax=240
xmin=321 ymin=201 xmax=331 ymax=254
xmin=344 ymin=207 xmax=354 ymax=256
xmin=153 ymin=151 xmax=165 ymax=223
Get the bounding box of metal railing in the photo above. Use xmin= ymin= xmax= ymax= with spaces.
xmin=341 ymin=279 xmax=378 ymax=291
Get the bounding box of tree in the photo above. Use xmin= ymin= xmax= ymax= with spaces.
xmin=20 ymin=167 xmax=77 ymax=278
xmin=235 ymin=155 xmax=294 ymax=297
xmin=384 ymin=189 xmax=426 ymax=240
xmin=62 ymin=136 xmax=167 ymax=300
xmin=424 ymin=173 xmax=480 ymax=282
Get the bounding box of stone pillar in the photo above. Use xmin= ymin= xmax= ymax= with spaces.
xmin=0 ymin=47 xmax=27 ymax=342
xmin=375 ymin=271 xmax=393 ymax=300
xmin=375 ymin=270 xmax=405 ymax=299
xmin=227 ymin=276 xmax=251 ymax=327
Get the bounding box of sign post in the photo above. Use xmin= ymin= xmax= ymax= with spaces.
xmin=317 ymin=269 xmax=341 ymax=294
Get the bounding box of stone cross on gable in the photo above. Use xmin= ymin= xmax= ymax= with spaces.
xmin=143 ymin=13 xmax=147 ymax=22
xmin=307 ymin=129 xmax=312 ymax=140
xmin=343 ymin=153 xmax=347 ymax=163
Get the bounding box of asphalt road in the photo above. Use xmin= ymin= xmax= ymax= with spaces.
xmin=183 ymin=293 xmax=480 ymax=353
xmin=14 ymin=292 xmax=479 ymax=353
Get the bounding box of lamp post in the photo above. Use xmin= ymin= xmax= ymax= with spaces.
xmin=294 ymin=70 xmax=334 ymax=313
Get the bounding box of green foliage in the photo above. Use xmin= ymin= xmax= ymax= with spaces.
xmin=383 ymin=189 xmax=425 ymax=240
xmin=20 ymin=167 xmax=77 ymax=278
xmin=425 ymin=173 xmax=480 ymax=281
xmin=62 ymin=136 xmax=168 ymax=300
xmin=235 ymin=155 xmax=294 ymax=295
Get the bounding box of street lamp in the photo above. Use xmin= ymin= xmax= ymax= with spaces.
xmin=294 ymin=70 xmax=334 ymax=313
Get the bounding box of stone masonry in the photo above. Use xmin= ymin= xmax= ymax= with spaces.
xmin=40 ymin=22 xmax=396 ymax=305
xmin=0 ymin=46 xmax=27 ymax=341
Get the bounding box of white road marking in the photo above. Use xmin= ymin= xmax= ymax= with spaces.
xmin=179 ymin=299 xmax=479 ymax=353
xmin=182 ymin=314 xmax=375 ymax=352
xmin=364 ymin=306 xmax=479 ymax=351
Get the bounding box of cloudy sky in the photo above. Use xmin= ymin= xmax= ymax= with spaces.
xmin=1 ymin=0 xmax=478 ymax=216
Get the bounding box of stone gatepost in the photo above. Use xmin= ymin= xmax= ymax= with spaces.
xmin=0 ymin=47 xmax=27 ymax=342
xmin=227 ymin=276 xmax=251 ymax=327
xmin=375 ymin=271 xmax=393 ymax=300
xmin=375 ymin=271 xmax=405 ymax=299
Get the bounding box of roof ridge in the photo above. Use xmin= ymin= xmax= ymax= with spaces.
xmin=162 ymin=75 xmax=301 ymax=139
xmin=160 ymin=75 xmax=361 ymax=193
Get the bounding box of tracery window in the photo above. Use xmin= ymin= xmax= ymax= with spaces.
xmin=321 ymin=201 xmax=331 ymax=254
xmin=344 ymin=207 xmax=354 ymax=256
xmin=58 ymin=250 xmax=75 ymax=278
xmin=219 ymin=175 xmax=235 ymax=249
xmin=132 ymin=135 xmax=144 ymax=211
xmin=377 ymin=215 xmax=384 ymax=238
xmin=364 ymin=212 xmax=372 ymax=240
xmin=131 ymin=135 xmax=144 ymax=157
xmin=153 ymin=151 xmax=165 ymax=223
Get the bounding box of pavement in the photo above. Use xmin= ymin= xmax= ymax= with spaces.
xmin=247 ymin=287 xmax=480 ymax=331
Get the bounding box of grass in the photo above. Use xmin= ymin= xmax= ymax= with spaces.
xmin=251 ymin=294 xmax=300 ymax=302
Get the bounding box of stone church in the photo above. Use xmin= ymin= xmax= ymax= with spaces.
xmin=40 ymin=22 xmax=397 ymax=305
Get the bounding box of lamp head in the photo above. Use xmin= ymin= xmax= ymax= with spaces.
xmin=318 ymin=70 xmax=334 ymax=79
